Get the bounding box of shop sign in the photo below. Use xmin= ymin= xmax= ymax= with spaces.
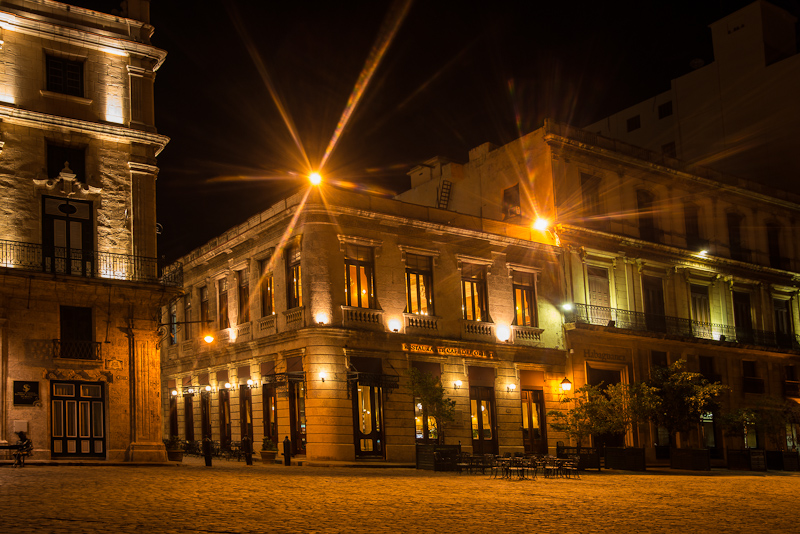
xmin=13 ymin=381 xmax=40 ymax=405
xmin=583 ymin=347 xmax=630 ymax=362
xmin=402 ymin=343 xmax=494 ymax=359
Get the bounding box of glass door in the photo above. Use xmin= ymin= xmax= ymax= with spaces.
xmin=51 ymin=381 xmax=105 ymax=458
xmin=288 ymin=381 xmax=306 ymax=454
xmin=470 ymin=386 xmax=497 ymax=456
xmin=263 ymin=387 xmax=278 ymax=446
xmin=352 ymin=383 xmax=384 ymax=458
xmin=521 ymin=389 xmax=547 ymax=455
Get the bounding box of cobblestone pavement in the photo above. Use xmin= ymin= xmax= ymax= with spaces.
xmin=1 ymin=457 xmax=798 ymax=533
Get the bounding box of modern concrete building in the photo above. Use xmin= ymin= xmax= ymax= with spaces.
xmin=585 ymin=0 xmax=800 ymax=188
xmin=0 ymin=0 xmax=178 ymax=462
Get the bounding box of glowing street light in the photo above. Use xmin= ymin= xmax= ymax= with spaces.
xmin=309 ymin=172 xmax=322 ymax=185
xmin=533 ymin=218 xmax=549 ymax=232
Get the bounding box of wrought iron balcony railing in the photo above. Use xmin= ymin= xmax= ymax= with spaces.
xmin=53 ymin=340 xmax=101 ymax=360
xmin=567 ymin=303 xmax=800 ymax=351
xmin=784 ymin=380 xmax=800 ymax=398
xmin=0 ymin=239 xmax=181 ymax=287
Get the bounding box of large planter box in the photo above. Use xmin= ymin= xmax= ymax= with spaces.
xmin=415 ymin=444 xmax=461 ymax=471
xmin=727 ymin=449 xmax=767 ymax=471
xmin=605 ymin=447 xmax=646 ymax=471
xmin=669 ymin=448 xmax=710 ymax=471
xmin=765 ymin=450 xmax=784 ymax=470
xmin=782 ymin=451 xmax=799 ymax=471
xmin=166 ymin=450 xmax=184 ymax=462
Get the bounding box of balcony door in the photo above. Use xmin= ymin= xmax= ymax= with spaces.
xmin=642 ymin=275 xmax=666 ymax=332
xmin=587 ymin=267 xmax=611 ymax=324
xmin=733 ymin=292 xmax=754 ymax=343
xmin=42 ymin=196 xmax=93 ymax=276
xmin=521 ymin=390 xmax=548 ymax=455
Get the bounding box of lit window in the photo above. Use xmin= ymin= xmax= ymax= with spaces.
xmin=461 ymin=264 xmax=487 ymax=321
xmin=260 ymin=259 xmax=275 ymax=317
xmin=344 ymin=244 xmax=375 ymax=309
xmin=512 ymin=271 xmax=537 ymax=327
xmin=286 ymin=245 xmax=302 ymax=309
xmin=405 ymin=254 xmax=433 ymax=315
xmin=218 ymin=278 xmax=230 ymax=329
xmin=237 ymin=269 xmax=250 ymax=323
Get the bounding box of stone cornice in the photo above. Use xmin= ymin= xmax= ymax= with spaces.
xmin=0 ymin=105 xmax=169 ymax=154
xmin=0 ymin=5 xmax=167 ymax=69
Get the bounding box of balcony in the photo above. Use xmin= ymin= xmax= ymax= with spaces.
xmin=0 ymin=239 xmax=182 ymax=287
xmin=342 ymin=306 xmax=384 ymax=331
xmin=784 ymin=380 xmax=800 ymax=398
xmin=567 ymin=303 xmax=800 ymax=351
xmin=53 ymin=340 xmax=101 ymax=360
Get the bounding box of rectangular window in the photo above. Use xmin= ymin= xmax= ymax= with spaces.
xmin=766 ymin=224 xmax=783 ymax=269
xmin=183 ymin=296 xmax=192 ymax=341
xmin=502 ymin=184 xmax=521 ymax=219
xmin=461 ymin=264 xmax=487 ymax=322
xmin=626 ymin=115 xmax=641 ymax=132
xmin=200 ymin=287 xmax=210 ymax=331
xmin=286 ymin=245 xmax=302 ymax=309
xmin=168 ymin=301 xmax=177 ymax=346
xmin=699 ymin=355 xmax=716 ymax=382
xmin=237 ymin=269 xmax=250 ymax=323
xmin=727 ymin=213 xmax=748 ymax=261
xmin=59 ymin=306 xmax=95 ymax=359
xmin=684 ymin=203 xmax=704 ymax=250
xmin=658 ymin=101 xmax=673 ymax=119
xmin=218 ymin=278 xmax=230 ymax=329
xmin=580 ymin=173 xmax=601 ymax=219
xmin=46 ymin=55 xmax=84 ymax=97
xmin=742 ymin=360 xmax=764 ymax=394
xmin=512 ymin=271 xmax=537 ymax=327
xmin=690 ymin=284 xmax=712 ymax=339
xmin=344 ymin=244 xmax=375 ymax=309
xmin=260 ymin=259 xmax=275 ymax=317
xmin=637 ymin=190 xmax=658 ymax=242
xmin=405 ymin=254 xmax=433 ymax=315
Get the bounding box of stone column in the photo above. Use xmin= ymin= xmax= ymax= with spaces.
xmin=0 ymin=318 xmax=7 ymax=445
xmin=126 ymin=332 xmax=167 ymax=462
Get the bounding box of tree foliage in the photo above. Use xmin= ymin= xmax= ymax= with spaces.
xmin=408 ymin=367 xmax=456 ymax=444
xmin=604 ymin=381 xmax=660 ymax=445
xmin=547 ymin=384 xmax=613 ymax=449
xmin=648 ymin=359 xmax=728 ymax=446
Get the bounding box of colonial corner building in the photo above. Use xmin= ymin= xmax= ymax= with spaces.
xmin=162 ymin=1 xmax=800 ymax=465
xmin=0 ymin=1 xmax=179 ymax=461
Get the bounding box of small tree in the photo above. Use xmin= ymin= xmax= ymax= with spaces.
xmin=648 ymin=359 xmax=728 ymax=448
xmin=548 ymin=383 xmax=613 ymax=450
xmin=720 ymin=407 xmax=757 ymax=448
xmin=605 ymin=381 xmax=660 ymax=447
xmin=409 ymin=367 xmax=456 ymax=444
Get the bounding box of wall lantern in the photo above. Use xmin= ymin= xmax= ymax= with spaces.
xmin=319 ymin=371 xmax=327 ymax=383
xmin=204 ymin=385 xmax=212 ymax=393
xmin=171 ymin=389 xmax=178 ymax=396
xmin=453 ymin=380 xmax=462 ymax=390
xmin=506 ymin=383 xmax=516 ymax=393
xmin=203 ymin=334 xmax=215 ymax=344
xmin=561 ymin=303 xmax=573 ymax=312
xmin=388 ymin=318 xmax=402 ymax=333
xmin=315 ymin=312 xmax=329 ymax=325
xmin=561 ymin=377 xmax=572 ymax=392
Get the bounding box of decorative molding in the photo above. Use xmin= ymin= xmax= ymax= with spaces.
xmin=32 ymin=163 xmax=102 ymax=196
xmin=505 ymin=262 xmax=542 ymax=278
xmin=397 ymin=244 xmax=440 ymax=266
xmin=0 ymin=105 xmax=169 ymax=154
xmin=337 ymin=234 xmax=383 ymax=256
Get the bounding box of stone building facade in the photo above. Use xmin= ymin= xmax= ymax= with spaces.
xmin=404 ymin=119 xmax=800 ymax=463
xmin=0 ymin=0 xmax=178 ymax=462
xmin=160 ymin=187 xmax=566 ymax=462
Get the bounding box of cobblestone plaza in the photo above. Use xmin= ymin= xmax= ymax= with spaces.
xmin=1 ymin=461 xmax=797 ymax=533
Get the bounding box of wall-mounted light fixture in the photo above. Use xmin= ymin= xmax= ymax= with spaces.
xmin=319 ymin=371 xmax=327 ymax=383
xmin=315 ymin=312 xmax=329 ymax=325
xmin=244 ymin=379 xmax=258 ymax=390
xmin=560 ymin=377 xmax=572 ymax=392
xmin=453 ymin=379 xmax=462 ymax=390
xmin=157 ymin=319 xmax=215 ymax=344
xmin=388 ymin=318 xmax=402 ymax=333
xmin=171 ymin=389 xmax=178 ymax=397
xmin=506 ymin=383 xmax=516 ymax=393
xmin=496 ymin=324 xmax=511 ymax=343
xmin=561 ymin=303 xmax=573 ymax=312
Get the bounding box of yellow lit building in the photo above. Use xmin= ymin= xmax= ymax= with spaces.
xmin=0 ymin=0 xmax=178 ymax=462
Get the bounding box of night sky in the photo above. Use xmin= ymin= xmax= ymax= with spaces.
xmin=73 ymin=1 xmax=799 ymax=262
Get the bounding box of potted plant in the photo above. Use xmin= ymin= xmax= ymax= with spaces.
xmin=164 ymin=436 xmax=184 ymax=462
xmin=603 ymin=381 xmax=659 ymax=471
xmin=409 ymin=368 xmax=460 ymax=471
xmin=548 ymin=384 xmax=612 ymax=470
xmin=261 ymin=437 xmax=278 ymax=463
xmin=648 ymin=360 xmax=727 ymax=470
